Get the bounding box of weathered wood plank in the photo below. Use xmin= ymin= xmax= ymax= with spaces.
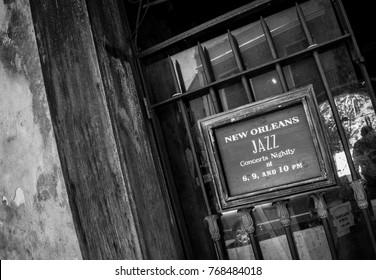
xmin=29 ymin=0 xmax=143 ymax=259
xmin=85 ymin=0 xmax=184 ymax=259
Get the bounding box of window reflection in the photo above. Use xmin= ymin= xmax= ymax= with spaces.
xmin=218 ymin=83 xmax=249 ymax=111
xmin=167 ymin=0 xmax=344 ymax=108
xmin=251 ymin=70 xmax=283 ymax=101
xmin=171 ymin=46 xmax=202 ymax=91
xmin=221 ymin=199 xmax=332 ymax=260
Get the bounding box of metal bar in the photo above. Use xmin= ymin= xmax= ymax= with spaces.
xmin=322 ymin=218 xmax=338 ymax=259
xmin=227 ymin=30 xmax=255 ymax=102
xmin=197 ymin=43 xmax=223 ymax=113
xmin=249 ymin=234 xmax=263 ymax=260
xmin=310 ymin=193 xmax=338 ymax=259
xmin=296 ymin=2 xmax=359 ymax=180
xmin=275 ymin=201 xmax=300 ymax=260
xmin=138 ymin=0 xmax=275 ymax=58
xmin=151 ymin=34 xmax=351 ymax=109
xmin=170 ymin=57 xmax=212 ymax=214
xmin=215 ymin=242 xmax=227 ymax=260
xmin=174 ymin=59 xmax=187 ymax=93
xmin=284 ymin=226 xmax=299 ymax=260
xmin=334 ymin=0 xmax=376 ymax=117
xmin=204 ymin=215 xmax=228 ymax=260
xmin=238 ymin=209 xmax=264 ymax=260
xmin=260 ymin=16 xmax=288 ymax=92
xmin=296 ymin=3 xmax=315 ymax=46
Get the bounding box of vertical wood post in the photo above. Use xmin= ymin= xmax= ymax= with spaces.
xmin=85 ymin=0 xmax=185 ymax=259
xmin=29 ymin=0 xmax=182 ymax=259
xmin=29 ymin=0 xmax=142 ymax=259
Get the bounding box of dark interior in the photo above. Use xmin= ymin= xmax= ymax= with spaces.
xmin=123 ymin=0 xmax=374 ymax=78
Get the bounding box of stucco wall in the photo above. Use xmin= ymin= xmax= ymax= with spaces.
xmin=0 ymin=0 xmax=81 ymax=259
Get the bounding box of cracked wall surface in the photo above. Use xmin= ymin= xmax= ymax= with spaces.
xmin=0 ymin=0 xmax=81 ymax=259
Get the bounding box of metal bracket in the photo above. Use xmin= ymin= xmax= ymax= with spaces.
xmin=204 ymin=214 xmax=221 ymax=242
xmin=275 ymin=201 xmax=291 ymax=227
xmin=350 ymin=179 xmax=368 ymax=209
xmin=238 ymin=208 xmax=255 ymax=234
xmin=310 ymin=192 xmax=328 ymax=219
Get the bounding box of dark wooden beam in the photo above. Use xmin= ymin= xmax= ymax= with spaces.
xmin=84 ymin=0 xmax=185 ymax=259
xmin=29 ymin=0 xmax=182 ymax=259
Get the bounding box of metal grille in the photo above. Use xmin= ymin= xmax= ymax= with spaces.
xmin=139 ymin=0 xmax=376 ymax=260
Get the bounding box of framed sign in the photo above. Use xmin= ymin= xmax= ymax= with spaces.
xmin=199 ymin=85 xmax=337 ymax=211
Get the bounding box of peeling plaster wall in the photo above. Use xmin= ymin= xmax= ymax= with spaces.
xmin=0 ymin=0 xmax=81 ymax=259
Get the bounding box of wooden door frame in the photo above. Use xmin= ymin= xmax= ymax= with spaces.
xmin=29 ymin=0 xmax=185 ymax=260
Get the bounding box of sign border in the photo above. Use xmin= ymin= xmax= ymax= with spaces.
xmin=198 ymin=85 xmax=338 ymax=211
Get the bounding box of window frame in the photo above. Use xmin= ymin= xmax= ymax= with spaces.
xmin=134 ymin=0 xmax=376 ymax=259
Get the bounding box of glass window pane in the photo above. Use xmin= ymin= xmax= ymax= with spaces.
xmin=283 ymin=57 xmax=326 ymax=102
xmin=219 ymin=82 xmax=250 ymax=111
xmin=157 ymin=102 xmax=217 ymax=259
xmin=146 ymin=0 xmax=376 ymax=260
xmin=264 ymin=0 xmax=342 ymax=59
xmin=221 ymin=198 xmax=332 ymax=260
xmin=282 ymin=52 xmax=359 ymax=185
xmin=233 ymin=21 xmax=273 ymax=69
xmin=187 ymin=96 xmax=220 ymax=208
xmin=146 ymin=58 xmax=176 ymax=103
xmin=318 ymin=102 xmax=351 ymax=178
xmin=171 ymin=46 xmax=205 ymax=92
xmin=203 ymin=34 xmax=239 ymax=81
xmin=319 ymin=46 xmax=376 ymax=202
xmin=304 ymin=0 xmax=342 ymax=44
xmin=221 ymin=210 xmax=256 ymax=260
xmin=253 ymin=203 xmax=291 ymax=260
xmin=251 ymin=70 xmax=284 ymax=101
xmin=320 ymin=45 xmax=358 ymax=97
xmin=266 ymin=4 xmax=309 ymax=58
xmin=171 ymin=34 xmax=240 ymax=93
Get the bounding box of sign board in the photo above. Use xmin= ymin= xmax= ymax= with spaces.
xmin=330 ymin=202 xmax=354 ymax=237
xmin=199 ymin=86 xmax=337 ymax=210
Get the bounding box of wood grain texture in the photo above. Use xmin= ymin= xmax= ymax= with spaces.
xmin=85 ymin=0 xmax=184 ymax=259
xmin=29 ymin=0 xmax=143 ymax=259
